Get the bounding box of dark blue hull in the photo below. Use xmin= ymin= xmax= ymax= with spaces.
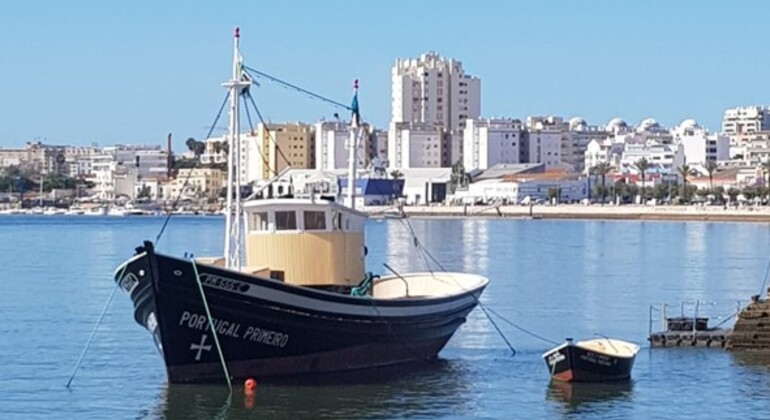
xmin=115 ymin=242 xmax=484 ymax=383
xmin=543 ymin=342 xmax=636 ymax=382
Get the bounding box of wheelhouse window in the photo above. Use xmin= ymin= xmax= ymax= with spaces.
xmin=303 ymin=211 xmax=326 ymax=231
xmin=250 ymin=212 xmax=269 ymax=231
xmin=275 ymin=211 xmax=297 ymax=231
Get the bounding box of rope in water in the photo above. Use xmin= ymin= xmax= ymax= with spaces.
xmin=758 ymin=255 xmax=770 ymax=298
xmin=66 ymin=265 xmax=125 ymax=388
xmin=191 ymin=258 xmax=232 ymax=392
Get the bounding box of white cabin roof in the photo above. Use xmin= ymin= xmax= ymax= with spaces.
xmin=243 ymin=198 xmax=368 ymax=218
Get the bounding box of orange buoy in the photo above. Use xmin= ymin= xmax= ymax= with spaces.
xmin=244 ymin=378 xmax=257 ymax=391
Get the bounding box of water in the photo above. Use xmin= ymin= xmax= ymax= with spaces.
xmin=3 ymin=216 xmax=770 ymax=419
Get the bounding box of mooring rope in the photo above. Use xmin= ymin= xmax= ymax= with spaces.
xmin=190 ymin=258 xmax=232 ymax=392
xmin=391 ymin=217 xmax=522 ymax=353
xmin=484 ymin=306 xmax=560 ymax=345
xmin=155 ymin=91 xmax=231 ymax=246
xmin=758 ymin=255 xmax=770 ymax=298
xmin=478 ymin=304 xmax=517 ymax=355
xmin=66 ymin=265 xmax=125 ymax=388
xmin=393 ymin=215 xmax=559 ymax=348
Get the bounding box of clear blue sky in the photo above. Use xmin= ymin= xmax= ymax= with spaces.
xmin=1 ymin=1 xmax=768 ymax=150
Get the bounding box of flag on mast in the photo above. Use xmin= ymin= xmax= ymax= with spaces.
xmin=351 ymin=79 xmax=360 ymax=128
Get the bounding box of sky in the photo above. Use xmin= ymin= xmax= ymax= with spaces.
xmin=1 ymin=0 xmax=769 ymax=151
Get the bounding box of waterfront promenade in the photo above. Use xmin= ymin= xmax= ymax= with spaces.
xmin=364 ymin=204 xmax=770 ymax=223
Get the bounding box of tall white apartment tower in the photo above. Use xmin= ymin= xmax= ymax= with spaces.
xmin=391 ymin=52 xmax=481 ymax=132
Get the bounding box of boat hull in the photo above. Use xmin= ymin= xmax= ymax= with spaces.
xmin=116 ymin=242 xmax=485 ymax=383
xmin=543 ymin=342 xmax=636 ymax=382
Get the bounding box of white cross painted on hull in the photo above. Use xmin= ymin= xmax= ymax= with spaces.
xmin=190 ymin=334 xmax=212 ymax=361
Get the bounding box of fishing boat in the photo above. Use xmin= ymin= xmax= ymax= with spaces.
xmin=543 ymin=337 xmax=639 ymax=382
xmin=113 ymin=28 xmax=488 ymax=384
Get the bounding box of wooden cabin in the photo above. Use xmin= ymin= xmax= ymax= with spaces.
xmin=242 ymin=198 xmax=367 ymax=288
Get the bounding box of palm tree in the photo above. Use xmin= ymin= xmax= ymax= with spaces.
xmin=633 ymin=157 xmax=651 ymax=203
xmin=704 ymin=160 xmax=718 ymax=197
xmin=592 ymin=162 xmax=614 ymax=205
xmin=677 ymin=163 xmax=694 ymax=203
xmin=185 ymin=137 xmax=197 ymax=154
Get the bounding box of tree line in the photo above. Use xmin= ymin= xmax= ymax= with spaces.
xmin=0 ymin=166 xmax=85 ymax=193
xmin=587 ymin=158 xmax=762 ymax=205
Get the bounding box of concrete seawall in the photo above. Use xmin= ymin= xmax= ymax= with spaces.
xmin=362 ymin=205 xmax=770 ymax=223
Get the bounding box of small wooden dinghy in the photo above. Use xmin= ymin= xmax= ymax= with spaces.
xmin=543 ymin=338 xmax=639 ymax=382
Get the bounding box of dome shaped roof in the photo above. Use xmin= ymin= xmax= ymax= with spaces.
xmin=680 ymin=118 xmax=700 ymax=129
xmin=640 ymin=118 xmax=659 ymax=128
xmin=569 ymin=117 xmax=586 ymax=126
xmin=607 ymin=117 xmax=627 ymax=128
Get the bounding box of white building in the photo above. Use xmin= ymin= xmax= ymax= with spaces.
xmin=200 ymin=133 xmax=257 ymax=184
xmin=391 ymin=52 xmax=480 ymax=132
xmin=564 ymin=117 xmax=609 ymax=173
xmin=618 ymin=142 xmax=685 ymax=175
xmin=584 ymin=139 xmax=625 ymax=172
xmin=463 ymin=118 xmax=522 ymax=170
xmin=64 ymin=146 xmax=99 ymax=178
xmin=680 ymin=132 xmax=730 ymax=164
xmin=90 ymin=145 xmax=169 ymax=201
xmin=200 ymin=136 xmax=227 ymax=166
xmin=523 ymin=116 xmax=564 ymax=170
xmin=721 ymin=106 xmax=770 ymax=158
xmin=314 ymin=121 xmax=368 ymax=171
xmin=673 ymin=119 xmax=730 ymax=163
xmin=387 ymin=122 xmax=449 ymax=169
xmin=743 ymin=133 xmax=770 ymax=165
xmin=454 ymin=176 xmax=587 ymax=205
xmin=723 ymin=106 xmax=770 ymax=133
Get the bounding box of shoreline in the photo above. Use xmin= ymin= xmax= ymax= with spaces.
xmin=362 ymin=204 xmax=770 ymax=223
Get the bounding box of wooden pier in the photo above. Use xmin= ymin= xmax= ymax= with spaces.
xmin=649 ymin=328 xmax=731 ymax=348
xmin=648 ymin=303 xmax=736 ymax=349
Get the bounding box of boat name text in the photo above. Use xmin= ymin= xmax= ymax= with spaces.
xmin=199 ymin=273 xmax=251 ymax=293
xmin=579 ymin=351 xmax=616 ymax=367
xmin=178 ymin=311 xmax=289 ymax=347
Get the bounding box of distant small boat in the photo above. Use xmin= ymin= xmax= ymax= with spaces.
xmin=543 ymin=337 xmax=639 ymax=382
xmin=86 ymin=207 xmax=108 ymax=216
xmin=108 ymin=207 xmax=128 ymax=217
xmin=43 ymin=207 xmax=66 ymax=216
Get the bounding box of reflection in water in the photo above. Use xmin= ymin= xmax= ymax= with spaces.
xmin=683 ymin=223 xmax=708 ymax=302
xmin=546 ymin=380 xmax=634 ymax=414
xmin=730 ymin=350 xmax=770 ymax=372
xmin=379 ymin=218 xmax=489 ymax=275
xmin=729 ymin=350 xmax=770 ymax=403
xmin=153 ymin=360 xmax=476 ymax=419
xmin=462 ymin=219 xmax=489 ymax=275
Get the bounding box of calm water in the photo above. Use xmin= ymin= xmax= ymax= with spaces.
xmin=3 ymin=215 xmax=770 ymax=419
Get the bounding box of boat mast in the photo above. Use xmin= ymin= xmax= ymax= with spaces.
xmin=223 ymin=27 xmax=250 ymax=270
xmin=347 ymin=80 xmax=360 ymax=209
